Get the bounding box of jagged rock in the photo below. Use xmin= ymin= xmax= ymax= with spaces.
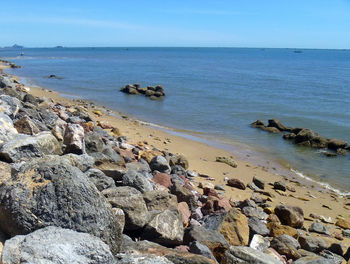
xmin=218 ymin=208 xmax=249 ymax=246
xmin=253 ymin=176 xmax=265 ymax=190
xmin=1 ymin=226 xmax=115 ymax=264
xmin=150 ymin=155 xmax=171 ymax=173
xmin=248 ymin=216 xmax=270 ymax=237
xmin=143 ymin=209 xmax=184 ymax=246
xmin=270 ymin=234 xmax=301 ymax=259
xmin=227 ymin=246 xmax=283 ymax=264
xmin=0 ymin=113 xmax=18 ymax=144
xmin=143 ymin=190 xmax=178 ymax=212
xmin=63 ymin=123 xmax=85 ymax=154
xmin=122 ymin=169 xmax=153 ymax=193
xmin=189 ymin=241 xmax=217 ymax=262
xmin=23 ymin=93 xmax=37 ymax=105
xmin=126 ymin=159 xmax=151 ymax=173
xmin=14 ymin=115 xmax=40 ymax=135
xmin=103 ymin=186 xmax=149 ymax=231
xmin=308 ymin=222 xmax=330 ymax=235
xmin=0 ymin=132 xmax=62 ymax=162
xmin=171 ymin=165 xmax=187 ymax=175
xmin=85 ymin=168 xmax=116 ymax=192
xmin=0 ymin=95 xmax=21 ymax=118
xmin=184 ymin=225 xmax=229 ymax=261
xmin=274 ymin=204 xmax=304 ymax=228
xmin=249 ymin=234 xmax=270 ymax=252
xmin=227 ymin=178 xmax=246 ymax=190
xmin=298 ymin=236 xmax=328 ymax=253
xmin=0 ymin=156 xmax=122 ymax=253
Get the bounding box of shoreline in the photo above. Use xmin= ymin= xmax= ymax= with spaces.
xmin=1 ymin=60 xmax=349 ymax=254
xmin=14 ymin=70 xmax=350 ymax=196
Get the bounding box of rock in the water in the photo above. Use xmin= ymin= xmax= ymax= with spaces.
xmin=122 ymin=169 xmax=153 ymax=193
xmin=267 ymin=119 xmax=288 ymax=131
xmin=143 ymin=209 xmax=184 ymax=246
xmin=227 ymin=246 xmax=283 ymax=264
xmin=0 ymin=156 xmax=122 ymax=254
xmin=270 ymin=234 xmax=301 ymax=260
xmin=0 ymin=113 xmax=18 ymax=144
xmin=0 ymin=132 xmax=62 ymax=162
xmin=63 ymin=123 xmax=85 ymax=154
xmin=14 ymin=115 xmax=40 ymax=135
xmin=150 ymin=155 xmax=171 ymax=173
xmin=227 ymin=178 xmax=246 ymax=190
xmin=218 ymin=208 xmax=250 ymax=246
xmin=103 ymin=186 xmax=149 ymax=231
xmin=0 ymin=95 xmax=21 ymax=118
xmin=1 ymin=226 xmax=115 ymax=264
xmin=328 ymin=139 xmax=348 ymax=150
xmin=274 ymin=204 xmax=304 ymax=228
xmin=298 ymin=236 xmax=328 ymax=253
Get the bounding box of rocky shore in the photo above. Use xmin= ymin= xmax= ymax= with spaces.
xmin=0 ymin=63 xmax=349 ymax=263
xmin=120 ymin=83 xmax=166 ymax=100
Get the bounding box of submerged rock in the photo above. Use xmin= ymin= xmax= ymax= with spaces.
xmin=1 ymin=226 xmax=115 ymax=264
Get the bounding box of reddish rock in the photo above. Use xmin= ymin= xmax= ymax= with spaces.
xmin=203 ymin=188 xmax=219 ymax=198
xmin=214 ymin=197 xmax=232 ymax=212
xmin=152 ymin=172 xmax=172 ymax=188
xmin=227 ymin=178 xmax=246 ymax=190
xmin=178 ymin=202 xmax=191 ymax=226
xmin=201 ymin=199 xmax=216 ymax=216
xmin=118 ymin=149 xmax=135 ymax=162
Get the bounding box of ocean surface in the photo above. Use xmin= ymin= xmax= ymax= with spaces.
xmin=1 ymin=47 xmax=350 ymax=193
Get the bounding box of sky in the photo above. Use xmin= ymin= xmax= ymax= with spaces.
xmin=1 ymin=0 xmax=350 ymax=49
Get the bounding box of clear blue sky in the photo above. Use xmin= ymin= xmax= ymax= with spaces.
xmin=1 ymin=0 xmax=350 ymax=48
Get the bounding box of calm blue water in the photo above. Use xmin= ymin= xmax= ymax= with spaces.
xmin=1 ymin=47 xmax=350 ymax=191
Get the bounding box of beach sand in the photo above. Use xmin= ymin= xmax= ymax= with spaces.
xmin=1 ymin=61 xmax=348 ymax=247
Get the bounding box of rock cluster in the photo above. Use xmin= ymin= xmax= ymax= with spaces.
xmin=0 ymin=67 xmax=349 ymax=263
xmin=120 ymin=83 xmax=166 ymax=100
xmin=252 ymin=119 xmax=349 ymax=157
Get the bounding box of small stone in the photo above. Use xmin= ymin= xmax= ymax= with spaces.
xmin=227 ymin=178 xmax=246 ymax=190
xmin=273 ymin=181 xmax=287 ymax=192
xmin=253 ymin=176 xmax=265 ymax=190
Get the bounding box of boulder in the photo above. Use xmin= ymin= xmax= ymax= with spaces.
xmin=227 ymin=246 xmax=283 ymax=264
xmin=1 ymin=226 xmax=115 ymax=264
xmin=218 ymin=208 xmax=250 ymax=246
xmin=270 ymin=234 xmax=301 ymax=259
xmin=251 ymin=120 xmax=266 ymax=128
xmin=142 ymin=209 xmax=184 ymax=246
xmin=85 ymin=131 xmax=105 ymax=153
xmin=103 ymin=186 xmax=149 ymax=231
xmin=14 ymin=115 xmax=40 ymax=135
xmin=0 ymin=95 xmax=21 ymax=118
xmin=0 ymin=132 xmax=62 ymax=162
xmin=62 ymin=153 xmax=94 ymax=172
xmin=85 ymin=168 xmax=116 ymax=192
xmin=253 ymin=176 xmax=265 ymax=190
xmin=150 ymin=155 xmax=171 ymax=174
xmin=274 ymin=204 xmax=304 ymax=228
xmin=298 ymin=236 xmax=328 ymax=253
xmin=294 ymin=129 xmax=328 ymax=148
xmin=267 ymin=119 xmax=288 ymax=131
xmin=308 ymin=222 xmax=330 ymax=235
xmin=189 ymin=241 xmax=217 ymax=263
xmin=143 ymin=190 xmax=178 ymax=212
xmin=248 ymin=216 xmax=270 ymax=237
xmin=242 ymin=206 xmax=268 ymax=220
xmin=122 ymin=169 xmax=153 ymax=193
xmin=227 ymin=178 xmax=246 ymax=190
xmin=63 ymin=123 xmax=85 ymax=154
xmin=328 ymin=139 xmax=348 ymax=150
xmin=0 ymin=113 xmax=18 ymax=144
xmin=152 ymin=172 xmax=172 ymax=188
xmin=0 ymin=156 xmax=122 ymax=253
xmin=170 ymin=182 xmax=197 ymax=212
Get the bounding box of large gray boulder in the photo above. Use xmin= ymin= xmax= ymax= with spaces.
xmin=0 ymin=113 xmax=18 ymax=144
xmin=0 ymin=132 xmax=62 ymax=162
xmin=103 ymin=186 xmax=150 ymax=231
xmin=142 ymin=209 xmax=184 ymax=246
xmin=122 ymin=169 xmax=153 ymax=193
xmin=0 ymin=94 xmax=21 ymax=118
xmin=1 ymin=226 xmax=115 ymax=264
xmin=150 ymin=155 xmax=171 ymax=174
xmin=0 ymin=156 xmax=122 ymax=254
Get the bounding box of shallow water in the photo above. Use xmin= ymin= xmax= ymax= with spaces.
xmin=1 ymin=47 xmax=349 ymax=191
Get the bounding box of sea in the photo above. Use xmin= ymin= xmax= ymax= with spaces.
xmin=1 ymin=47 xmax=349 ymax=193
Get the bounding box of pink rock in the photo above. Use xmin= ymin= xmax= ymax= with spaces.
xmin=214 ymin=197 xmax=232 ymax=212
xmin=118 ymin=149 xmax=135 ymax=162
xmin=227 ymin=178 xmax=246 ymax=190
xmin=178 ymin=202 xmax=191 ymax=226
xmin=152 ymin=172 xmax=172 ymax=188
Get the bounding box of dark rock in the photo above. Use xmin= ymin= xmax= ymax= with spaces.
xmin=122 ymin=169 xmax=153 ymax=193
xmin=294 ymin=129 xmax=328 ymax=148
xmin=102 ymin=186 xmax=149 ymax=231
xmin=0 ymin=132 xmax=62 ymax=162
xmin=293 ymin=255 xmax=335 ymax=264
xmin=274 ymin=204 xmax=304 ymax=228
xmin=150 ymin=155 xmax=171 ymax=173
xmin=85 ymin=168 xmax=116 ymax=192
xmin=171 ymin=165 xmax=187 ymax=175
xmin=1 ymin=226 xmax=115 ymax=264
xmin=227 ymin=246 xmax=283 ymax=264
xmin=298 ymin=236 xmax=328 ymax=253
xmin=23 ymin=93 xmax=37 ymax=105
xmin=0 ymin=155 xmax=122 ymax=253
xmin=270 ymin=234 xmax=301 ymax=259
xmin=328 ymin=139 xmax=348 ymax=150
xmin=248 ymin=216 xmax=270 ymax=237
xmin=267 ymin=119 xmax=288 ymax=131
xmin=189 ymin=241 xmax=218 ymax=263
xmin=320 ymin=250 xmax=345 ymax=264
xmin=273 ymin=181 xmax=287 ymax=191
xmin=227 ymin=178 xmax=246 ymax=190
xmin=251 ymin=120 xmax=266 ymax=128
xmin=169 ymin=155 xmax=189 ymax=170
xmin=253 ymin=176 xmax=265 ymax=190
xmin=170 ymin=182 xmax=197 ymax=212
